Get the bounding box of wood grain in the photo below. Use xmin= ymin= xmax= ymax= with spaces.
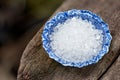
xmin=100 ymin=55 xmax=120 ymax=80
xmin=17 ymin=0 xmax=120 ymax=80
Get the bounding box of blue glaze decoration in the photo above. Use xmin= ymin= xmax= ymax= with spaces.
xmin=42 ymin=9 xmax=112 ymax=68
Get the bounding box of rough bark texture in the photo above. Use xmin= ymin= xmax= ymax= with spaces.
xmin=17 ymin=0 xmax=120 ymax=80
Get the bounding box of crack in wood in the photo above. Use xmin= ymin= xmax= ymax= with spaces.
xmin=98 ymin=49 xmax=120 ymax=80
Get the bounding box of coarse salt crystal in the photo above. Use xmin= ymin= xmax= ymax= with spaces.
xmin=49 ymin=17 xmax=103 ymax=63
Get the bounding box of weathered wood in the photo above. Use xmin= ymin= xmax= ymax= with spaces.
xmin=100 ymin=55 xmax=120 ymax=80
xmin=17 ymin=0 xmax=120 ymax=80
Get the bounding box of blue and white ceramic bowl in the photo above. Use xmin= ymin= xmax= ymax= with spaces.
xmin=42 ymin=9 xmax=112 ymax=68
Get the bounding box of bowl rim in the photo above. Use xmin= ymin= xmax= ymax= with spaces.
xmin=42 ymin=9 xmax=112 ymax=68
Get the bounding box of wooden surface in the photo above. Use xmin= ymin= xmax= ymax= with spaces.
xmin=101 ymin=55 xmax=120 ymax=80
xmin=17 ymin=0 xmax=120 ymax=80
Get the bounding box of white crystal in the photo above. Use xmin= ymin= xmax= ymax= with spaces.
xmin=49 ymin=17 xmax=103 ymax=63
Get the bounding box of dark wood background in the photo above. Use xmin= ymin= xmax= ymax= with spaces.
xmin=17 ymin=0 xmax=120 ymax=80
